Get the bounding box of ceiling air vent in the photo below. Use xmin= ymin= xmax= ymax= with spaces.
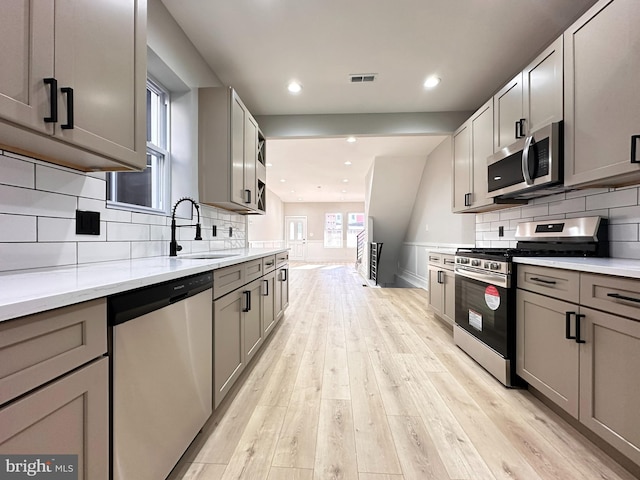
xmin=350 ymin=73 xmax=377 ymax=83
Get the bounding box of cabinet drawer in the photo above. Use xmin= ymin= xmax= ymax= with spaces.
xmin=275 ymin=252 xmax=289 ymax=268
xmin=428 ymin=253 xmax=443 ymax=266
xmin=244 ymin=258 xmax=264 ymax=283
xmin=580 ymin=273 xmax=640 ymax=320
xmin=263 ymin=255 xmax=276 ymax=273
xmin=214 ymin=263 xmax=245 ymax=299
xmin=441 ymin=254 xmax=456 ymax=271
xmin=517 ymin=264 xmax=580 ymax=303
xmin=0 ymin=299 xmax=107 ymax=406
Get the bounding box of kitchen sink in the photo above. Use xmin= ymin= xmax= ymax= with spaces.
xmin=180 ymin=253 xmax=240 ymax=260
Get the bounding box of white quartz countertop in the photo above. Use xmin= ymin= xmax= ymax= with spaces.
xmin=513 ymin=257 xmax=640 ymax=279
xmin=0 ymin=248 xmax=288 ymax=322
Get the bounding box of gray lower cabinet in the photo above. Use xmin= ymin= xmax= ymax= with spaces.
xmin=0 ymin=358 xmax=108 ymax=479
xmin=517 ymin=264 xmax=640 ymax=467
xmin=243 ymin=278 xmax=264 ymax=365
xmin=275 ymin=265 xmax=289 ymax=322
xmin=516 ymin=289 xmax=580 ymax=416
xmin=262 ymin=271 xmax=277 ymax=337
xmin=0 ymin=299 xmax=108 ymax=478
xmin=213 ymin=253 xmax=289 ymax=408
xmin=213 ymin=289 xmax=245 ymax=408
xmin=427 ymin=253 xmax=455 ymax=326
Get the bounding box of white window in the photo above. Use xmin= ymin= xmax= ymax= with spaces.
xmin=324 ymin=213 xmax=343 ymax=248
xmin=107 ymin=79 xmax=170 ymax=214
xmin=346 ymin=212 xmax=365 ymax=248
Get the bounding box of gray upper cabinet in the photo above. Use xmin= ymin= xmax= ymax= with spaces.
xmin=494 ymin=36 xmax=563 ymax=152
xmin=564 ymin=0 xmax=640 ymax=188
xmin=452 ymin=99 xmax=522 ymax=213
xmin=199 ymin=87 xmax=265 ymax=214
xmin=0 ymin=0 xmax=147 ymax=172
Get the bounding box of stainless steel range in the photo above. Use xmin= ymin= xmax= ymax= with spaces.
xmin=453 ymin=216 xmax=608 ymax=387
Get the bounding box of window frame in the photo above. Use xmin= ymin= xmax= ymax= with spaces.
xmin=106 ymin=77 xmax=171 ymax=215
xmin=324 ymin=212 xmax=344 ymax=249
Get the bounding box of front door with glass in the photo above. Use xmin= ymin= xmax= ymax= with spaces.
xmin=285 ymin=216 xmax=307 ymax=261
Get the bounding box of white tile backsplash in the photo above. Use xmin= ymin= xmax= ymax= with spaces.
xmin=475 ymin=186 xmax=640 ymax=259
xmin=0 ymin=152 xmax=248 ymax=272
xmin=0 ymin=243 xmax=77 ymax=270
xmin=0 ymin=214 xmax=36 ymax=242
xmin=36 ymin=164 xmax=105 ymax=200
xmin=37 ymin=217 xmax=107 ymax=242
xmin=0 ymin=155 xmax=34 ymax=188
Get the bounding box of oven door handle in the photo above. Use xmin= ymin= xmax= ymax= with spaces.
xmin=455 ymin=266 xmax=509 ymax=288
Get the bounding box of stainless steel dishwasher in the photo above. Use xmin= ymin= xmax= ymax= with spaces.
xmin=108 ymin=271 xmax=213 ymax=480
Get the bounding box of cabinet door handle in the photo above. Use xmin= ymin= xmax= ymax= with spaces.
xmin=631 ymin=135 xmax=640 ymax=164
xmin=245 ymin=189 xmax=252 ymax=203
xmin=575 ymin=313 xmax=586 ymax=344
xmin=243 ymin=290 xmax=251 ymax=312
xmin=464 ymin=193 xmax=472 ymax=207
xmin=61 ymin=87 xmax=74 ymax=129
xmin=565 ymin=311 xmax=576 ymax=340
xmin=530 ymin=277 xmax=556 ymax=285
xmin=607 ymin=292 xmax=640 ymax=304
xmin=281 ymin=268 xmax=287 ymax=282
xmin=43 ymin=78 xmax=58 ymax=123
xmin=515 ymin=118 xmax=526 ymax=139
xmin=437 ymin=270 xmax=444 ymax=284
xmin=263 ymin=279 xmax=269 ymax=296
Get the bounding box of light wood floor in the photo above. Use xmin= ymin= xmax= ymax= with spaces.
xmin=168 ymin=263 xmax=636 ymax=480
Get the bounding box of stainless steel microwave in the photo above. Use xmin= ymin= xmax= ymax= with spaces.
xmin=487 ymin=122 xmax=563 ymax=199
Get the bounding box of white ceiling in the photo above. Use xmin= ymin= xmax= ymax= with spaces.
xmin=160 ymin=0 xmax=598 ymax=202
xmin=266 ymin=135 xmax=447 ymax=203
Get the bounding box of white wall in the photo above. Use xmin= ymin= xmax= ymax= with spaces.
xmin=398 ymin=136 xmax=475 ymax=288
xmin=283 ymin=202 xmax=365 ymax=262
xmin=248 ymin=188 xmax=285 ymax=247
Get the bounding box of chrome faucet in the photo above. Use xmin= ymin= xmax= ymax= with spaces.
xmin=170 ymin=197 xmax=203 ymax=256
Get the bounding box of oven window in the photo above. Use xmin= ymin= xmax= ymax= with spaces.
xmin=455 ymin=275 xmax=511 ymax=357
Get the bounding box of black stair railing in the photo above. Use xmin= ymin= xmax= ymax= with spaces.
xmin=369 ymin=242 xmax=383 ymax=285
xmin=355 ymin=230 xmax=366 ymax=268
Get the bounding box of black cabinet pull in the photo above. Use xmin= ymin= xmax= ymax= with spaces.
xmin=464 ymin=192 xmax=472 ymax=207
xmin=530 ymin=277 xmax=556 ymax=285
xmin=245 ymin=189 xmax=252 ymax=204
xmin=631 ymin=135 xmax=640 ymax=164
xmin=281 ymin=268 xmax=287 ymax=282
xmin=43 ymin=78 xmax=58 ymax=123
xmin=61 ymin=87 xmax=74 ymax=129
xmin=263 ymin=279 xmax=269 ymax=296
xmin=565 ymin=311 xmax=576 ymax=340
xmin=515 ymin=118 xmax=526 ymax=139
xmin=575 ymin=313 xmax=586 ymax=344
xmin=437 ymin=270 xmax=443 ymax=284
xmin=243 ymin=290 xmax=251 ymax=312
xmin=607 ymin=292 xmax=640 ymax=304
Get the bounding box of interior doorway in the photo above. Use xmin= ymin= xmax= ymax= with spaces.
xmin=285 ymin=216 xmax=307 ymax=261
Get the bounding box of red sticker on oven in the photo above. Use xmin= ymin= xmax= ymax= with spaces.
xmin=485 ymin=285 xmax=501 ymax=310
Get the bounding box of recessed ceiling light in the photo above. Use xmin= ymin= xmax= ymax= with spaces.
xmin=342 ymin=179 xmax=349 ymax=183
xmin=342 ymin=190 xmax=347 ymax=193
xmin=423 ymin=75 xmax=441 ymax=89
xmin=287 ymin=81 xmax=302 ymax=94
xmin=297 ymin=197 xmax=303 ymax=201
xmin=346 ymin=136 xmax=357 ymax=143
xmin=266 ymin=163 xmax=273 ymax=167
xmin=280 ymin=178 xmax=286 ymax=182
xmin=290 ymin=189 xmax=295 ymax=193
xmin=344 ymin=161 xmax=352 ymax=165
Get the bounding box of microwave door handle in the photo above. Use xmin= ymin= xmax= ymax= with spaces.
xmin=522 ymin=135 xmax=535 ymax=186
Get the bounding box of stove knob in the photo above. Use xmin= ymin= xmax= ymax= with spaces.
xmin=490 ymin=262 xmax=501 ymax=270
xmin=471 ymin=259 xmax=481 ymax=267
xmin=484 ymin=262 xmax=490 ymax=269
